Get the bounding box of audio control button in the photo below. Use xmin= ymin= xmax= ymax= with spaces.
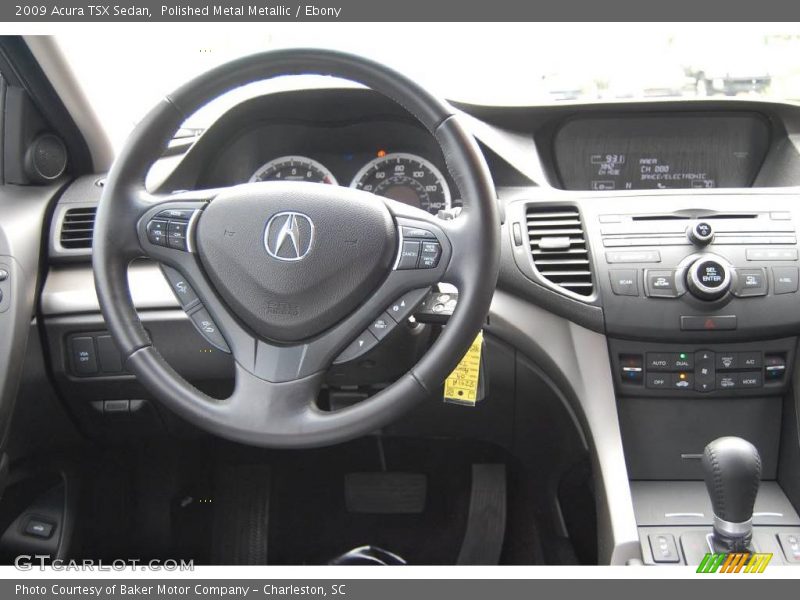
xmin=686 ymin=256 xmax=732 ymax=301
xmin=645 ymin=270 xmax=679 ymax=298
xmin=688 ymin=221 xmax=714 ymax=246
xmin=773 ymin=267 xmax=799 ymax=295
xmin=733 ymin=268 xmax=767 ymax=297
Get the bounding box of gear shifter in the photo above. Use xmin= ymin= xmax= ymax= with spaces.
xmin=701 ymin=437 xmax=762 ymax=552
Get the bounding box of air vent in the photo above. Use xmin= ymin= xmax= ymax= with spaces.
xmin=527 ymin=205 xmax=593 ymax=296
xmin=60 ymin=207 xmax=97 ymax=250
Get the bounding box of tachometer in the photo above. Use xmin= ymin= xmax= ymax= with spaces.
xmin=350 ymin=152 xmax=451 ymax=214
xmin=249 ymin=155 xmax=337 ymax=185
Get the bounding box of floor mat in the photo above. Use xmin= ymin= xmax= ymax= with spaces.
xmin=68 ymin=437 xmax=544 ymax=566
xmin=266 ymin=438 xmax=510 ymax=565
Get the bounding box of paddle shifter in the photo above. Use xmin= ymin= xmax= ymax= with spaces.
xmin=701 ymin=437 xmax=762 ymax=552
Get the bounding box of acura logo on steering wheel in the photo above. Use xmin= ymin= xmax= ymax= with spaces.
xmin=264 ymin=211 xmax=315 ymax=261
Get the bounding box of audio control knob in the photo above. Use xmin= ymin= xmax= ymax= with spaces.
xmin=688 ymin=221 xmax=714 ymax=246
xmin=686 ymin=256 xmax=732 ymax=301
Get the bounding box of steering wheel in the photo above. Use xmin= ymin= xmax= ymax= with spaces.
xmin=93 ymin=49 xmax=500 ymax=448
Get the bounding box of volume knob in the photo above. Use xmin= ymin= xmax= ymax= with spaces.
xmin=688 ymin=221 xmax=714 ymax=246
xmin=686 ymin=256 xmax=732 ymax=301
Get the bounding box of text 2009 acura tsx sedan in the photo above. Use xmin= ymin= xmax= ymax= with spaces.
xmin=0 ymin=29 xmax=799 ymax=567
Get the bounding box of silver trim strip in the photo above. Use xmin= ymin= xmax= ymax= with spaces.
xmin=41 ymin=262 xmax=178 ymax=316
xmin=714 ymin=515 xmax=753 ymax=536
xmin=392 ymin=226 xmax=405 ymax=270
xmin=186 ymin=209 xmax=202 ymax=254
xmin=665 ymin=512 xmax=705 ymax=518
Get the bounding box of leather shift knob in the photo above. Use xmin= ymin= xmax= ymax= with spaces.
xmin=702 ymin=437 xmax=761 ymax=524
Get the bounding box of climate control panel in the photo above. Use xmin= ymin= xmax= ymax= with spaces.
xmin=609 ymin=338 xmax=795 ymax=398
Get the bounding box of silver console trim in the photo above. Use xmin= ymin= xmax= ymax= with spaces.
xmin=41 ymin=261 xmax=178 ymax=316
xmin=714 ymin=515 xmax=753 ymax=537
xmin=488 ymin=291 xmax=640 ymax=565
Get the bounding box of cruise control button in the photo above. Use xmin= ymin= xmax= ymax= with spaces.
xmin=397 ymin=241 xmax=421 ymax=269
xmin=773 ymin=267 xmax=799 ymax=295
xmin=157 ymin=208 xmax=196 ymax=220
xmin=189 ymin=308 xmax=230 ymax=353
xmin=609 ymin=269 xmax=638 ymax=296
xmin=146 ymin=219 xmax=168 ymax=246
xmin=387 ymin=289 xmax=428 ymax=323
xmin=369 ymin=312 xmax=396 ymax=341
xmin=401 ymin=226 xmax=436 ymax=239
xmin=333 ymin=330 xmax=379 ymax=364
xmin=418 ymin=241 xmax=442 ymax=269
xmin=167 ymin=220 xmax=189 ymax=250
xmin=161 ymin=266 xmax=200 ymax=309
xmin=646 ymin=270 xmax=679 ymax=298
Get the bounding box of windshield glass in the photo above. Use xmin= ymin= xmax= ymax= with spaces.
xmin=56 ymin=23 xmax=800 ymax=152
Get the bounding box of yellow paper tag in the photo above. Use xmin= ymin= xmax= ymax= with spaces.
xmin=444 ymin=331 xmax=483 ymax=406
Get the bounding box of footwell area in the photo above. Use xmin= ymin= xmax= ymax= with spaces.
xmin=69 ymin=437 xmax=545 ymax=565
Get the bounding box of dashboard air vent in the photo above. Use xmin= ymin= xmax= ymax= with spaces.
xmin=526 ymin=205 xmax=593 ymax=296
xmin=60 ymin=207 xmax=97 ymax=250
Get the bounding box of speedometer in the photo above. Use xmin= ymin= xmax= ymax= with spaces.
xmin=350 ymin=153 xmax=451 ymax=214
xmin=249 ymin=155 xmax=337 ymax=185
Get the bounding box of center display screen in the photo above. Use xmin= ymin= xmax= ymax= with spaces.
xmin=552 ymin=113 xmax=770 ymax=191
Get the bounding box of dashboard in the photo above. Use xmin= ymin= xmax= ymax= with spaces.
xmin=190 ymin=103 xmax=458 ymax=215
xmin=17 ymin=86 xmax=800 ymax=567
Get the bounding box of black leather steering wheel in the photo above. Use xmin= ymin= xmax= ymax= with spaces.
xmin=93 ymin=49 xmax=500 ymax=448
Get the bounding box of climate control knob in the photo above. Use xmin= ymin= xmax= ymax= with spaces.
xmin=686 ymin=256 xmax=732 ymax=301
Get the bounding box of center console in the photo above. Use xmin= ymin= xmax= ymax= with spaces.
xmin=585 ymin=195 xmax=800 ymax=565
xmin=505 ymin=190 xmax=800 ymax=565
